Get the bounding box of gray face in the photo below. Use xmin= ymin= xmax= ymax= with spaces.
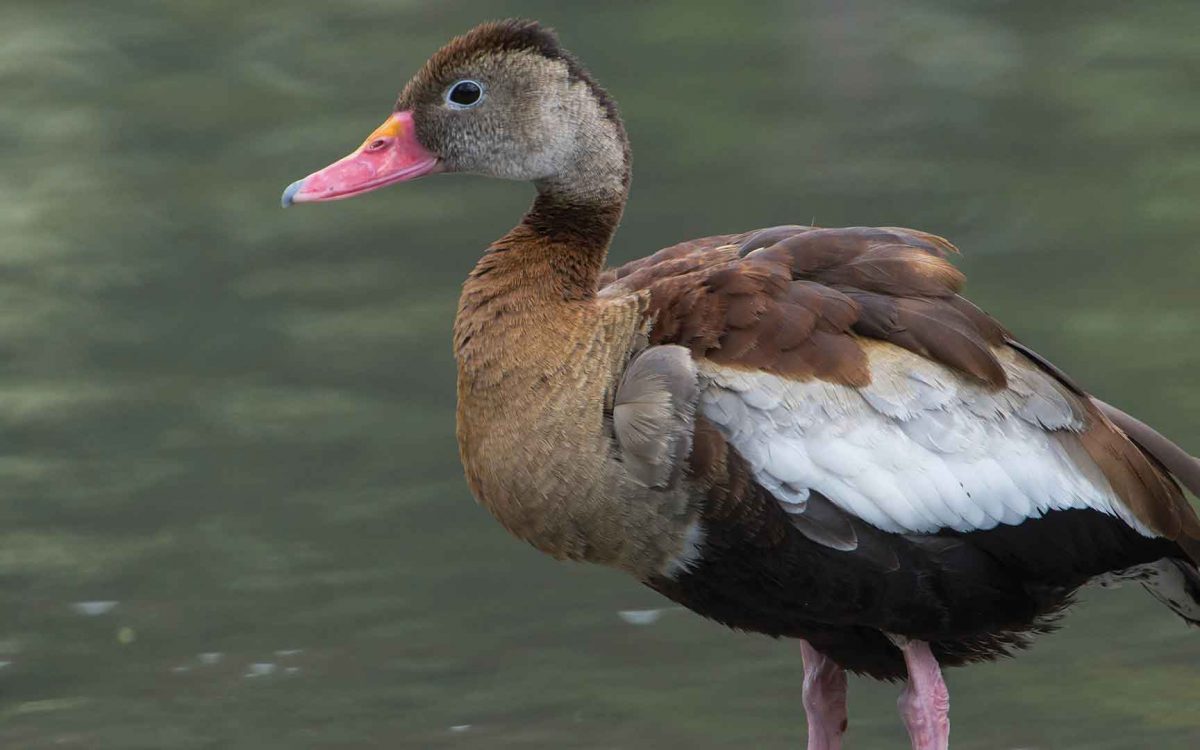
xmin=396 ymin=47 xmax=628 ymax=206
xmin=399 ymin=51 xmax=586 ymax=181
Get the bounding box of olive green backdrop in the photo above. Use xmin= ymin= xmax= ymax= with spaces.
xmin=1 ymin=0 xmax=1198 ymax=747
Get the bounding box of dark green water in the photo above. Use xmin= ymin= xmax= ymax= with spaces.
xmin=2 ymin=1 xmax=1198 ymax=747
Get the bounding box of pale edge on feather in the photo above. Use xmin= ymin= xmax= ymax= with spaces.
xmin=661 ymin=519 xmax=706 ymax=578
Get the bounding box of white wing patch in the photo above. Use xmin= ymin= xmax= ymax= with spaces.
xmin=697 ymin=344 xmax=1153 ymax=537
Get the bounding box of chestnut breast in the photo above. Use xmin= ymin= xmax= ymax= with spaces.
xmin=453 ymin=280 xmax=700 ymax=577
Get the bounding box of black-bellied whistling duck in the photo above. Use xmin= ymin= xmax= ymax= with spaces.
xmin=282 ymin=20 xmax=1200 ymax=750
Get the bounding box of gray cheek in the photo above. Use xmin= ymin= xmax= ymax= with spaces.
xmin=453 ymin=131 xmax=567 ymax=181
xmin=417 ymin=100 xmax=575 ymax=181
xmin=426 ymin=123 xmax=490 ymax=174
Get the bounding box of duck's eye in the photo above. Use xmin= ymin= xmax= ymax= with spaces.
xmin=446 ymin=80 xmax=484 ymax=109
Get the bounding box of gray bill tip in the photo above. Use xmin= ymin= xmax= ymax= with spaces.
xmin=281 ymin=178 xmax=305 ymax=208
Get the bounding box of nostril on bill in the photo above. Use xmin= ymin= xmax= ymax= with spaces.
xmin=366 ymin=138 xmax=389 ymax=152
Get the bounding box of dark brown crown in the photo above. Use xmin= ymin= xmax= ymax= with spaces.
xmin=402 ymin=19 xmax=624 ymax=131
xmin=451 ymin=19 xmax=567 ymax=64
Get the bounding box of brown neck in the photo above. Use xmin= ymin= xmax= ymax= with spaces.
xmin=454 ymin=122 xmax=631 ymax=370
xmin=518 ymin=192 xmax=623 ymax=297
xmin=464 ymin=181 xmax=626 ymax=304
xmin=487 ymin=104 xmax=632 ymax=300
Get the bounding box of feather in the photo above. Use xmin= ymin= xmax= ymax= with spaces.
xmin=613 ymin=345 xmax=699 ymax=489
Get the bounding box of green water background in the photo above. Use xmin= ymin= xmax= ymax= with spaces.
xmin=2 ymin=1 xmax=1199 ymax=747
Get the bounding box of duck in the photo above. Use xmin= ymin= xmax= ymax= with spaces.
xmin=281 ymin=19 xmax=1200 ymax=750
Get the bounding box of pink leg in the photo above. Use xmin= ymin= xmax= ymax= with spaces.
xmin=896 ymin=639 xmax=950 ymax=750
xmin=800 ymin=640 xmax=848 ymax=750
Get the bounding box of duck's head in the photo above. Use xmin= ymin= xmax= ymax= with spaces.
xmin=282 ymin=20 xmax=629 ymax=209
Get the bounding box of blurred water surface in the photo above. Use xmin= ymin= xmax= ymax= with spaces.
xmin=1 ymin=1 xmax=1199 ymax=747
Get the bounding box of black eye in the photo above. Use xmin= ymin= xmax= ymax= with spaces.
xmin=446 ymin=80 xmax=484 ymax=109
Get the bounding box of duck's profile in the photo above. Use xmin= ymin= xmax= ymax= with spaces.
xmin=282 ymin=19 xmax=1200 ymax=750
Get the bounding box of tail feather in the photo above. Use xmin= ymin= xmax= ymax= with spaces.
xmin=1140 ymin=558 xmax=1200 ymax=626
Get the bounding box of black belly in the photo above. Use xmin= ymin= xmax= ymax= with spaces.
xmin=647 ymin=492 xmax=1183 ymax=680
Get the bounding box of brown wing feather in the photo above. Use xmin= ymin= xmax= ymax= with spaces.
xmin=600 ymin=225 xmax=1200 ymax=561
xmin=1094 ymin=399 xmax=1200 ymax=497
xmin=1008 ymin=342 xmax=1200 ymax=562
xmin=597 ymin=232 xmax=740 ymax=288
xmin=603 ymin=225 xmax=1003 ymax=387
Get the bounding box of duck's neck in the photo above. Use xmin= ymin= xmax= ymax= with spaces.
xmin=464 ymin=84 xmax=631 ymax=300
xmin=453 ymin=171 xmax=631 ymax=397
xmin=464 ymin=165 xmax=629 ymax=305
xmin=507 ymin=194 xmax=622 ymax=298
xmin=453 ymin=105 xmax=631 ymax=374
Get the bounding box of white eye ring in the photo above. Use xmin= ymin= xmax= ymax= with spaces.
xmin=445 ymin=80 xmax=485 ymax=109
